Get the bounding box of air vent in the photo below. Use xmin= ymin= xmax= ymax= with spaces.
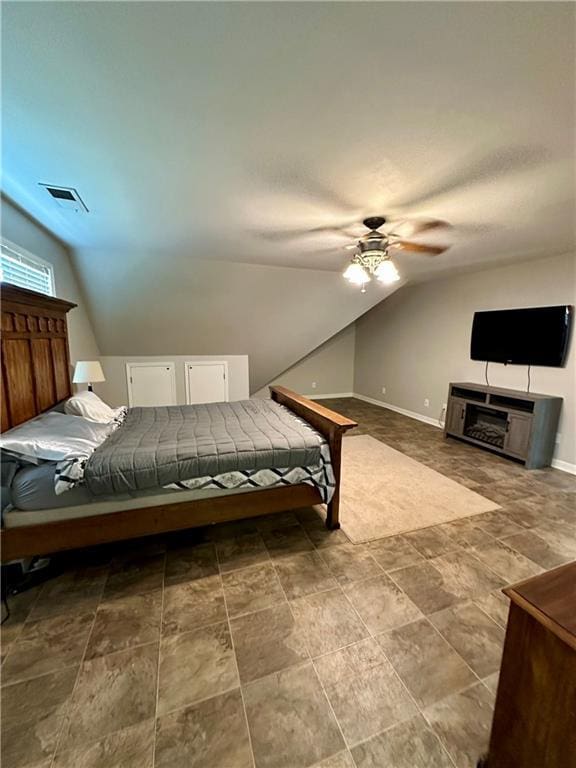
xmin=39 ymin=184 xmax=89 ymax=212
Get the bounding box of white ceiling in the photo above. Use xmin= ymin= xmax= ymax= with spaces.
xmin=2 ymin=1 xmax=575 ymax=281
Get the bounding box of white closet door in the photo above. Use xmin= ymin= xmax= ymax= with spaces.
xmin=126 ymin=363 xmax=176 ymax=407
xmin=186 ymin=362 xmax=229 ymax=404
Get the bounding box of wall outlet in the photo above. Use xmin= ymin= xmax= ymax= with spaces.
xmin=424 ymin=398 xmax=430 ymax=408
xmin=311 ymin=381 xmax=317 ymax=389
xmin=381 ymin=386 xmax=386 ymax=395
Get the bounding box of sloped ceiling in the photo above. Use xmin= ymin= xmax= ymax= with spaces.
xmin=69 ymin=248 xmax=388 ymax=391
xmin=2 ymin=2 xmax=575 ymax=390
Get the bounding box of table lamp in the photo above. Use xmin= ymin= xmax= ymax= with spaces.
xmin=72 ymin=360 xmax=105 ymax=392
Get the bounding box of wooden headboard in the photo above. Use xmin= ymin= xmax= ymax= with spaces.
xmin=1 ymin=283 xmax=77 ymax=431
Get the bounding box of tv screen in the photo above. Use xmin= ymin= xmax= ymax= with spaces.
xmin=471 ymin=306 xmax=573 ymax=367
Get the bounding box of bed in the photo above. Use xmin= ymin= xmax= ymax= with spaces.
xmin=0 ymin=283 xmax=356 ymax=562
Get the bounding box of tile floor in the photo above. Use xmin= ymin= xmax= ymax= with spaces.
xmin=1 ymin=397 xmax=575 ymax=768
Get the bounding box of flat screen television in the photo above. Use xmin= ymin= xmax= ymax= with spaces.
xmin=470 ymin=305 xmax=573 ymax=367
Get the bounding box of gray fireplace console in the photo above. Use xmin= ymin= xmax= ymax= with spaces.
xmin=445 ymin=382 xmax=562 ymax=468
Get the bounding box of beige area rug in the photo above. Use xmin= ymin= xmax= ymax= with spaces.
xmin=339 ymin=435 xmax=500 ymax=544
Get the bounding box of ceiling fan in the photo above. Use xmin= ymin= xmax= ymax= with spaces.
xmin=341 ymin=215 xmax=450 ymax=292
xmin=250 ymin=146 xmax=546 ymax=286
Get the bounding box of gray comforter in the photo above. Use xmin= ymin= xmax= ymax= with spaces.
xmin=84 ymin=399 xmax=322 ymax=496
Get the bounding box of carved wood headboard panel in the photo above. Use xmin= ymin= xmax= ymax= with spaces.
xmin=1 ymin=284 xmax=77 ymax=431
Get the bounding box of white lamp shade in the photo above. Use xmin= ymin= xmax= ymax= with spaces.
xmin=375 ymin=259 xmax=400 ymax=284
xmin=343 ymin=262 xmax=370 ymax=285
xmin=73 ymin=360 xmax=105 ymax=384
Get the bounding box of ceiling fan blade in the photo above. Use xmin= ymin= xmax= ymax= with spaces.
xmin=251 ymin=229 xmax=306 ymax=242
xmin=307 ymin=223 xmax=359 ymax=237
xmin=301 ymin=244 xmax=356 ymax=256
xmin=387 ymin=219 xmax=451 ymax=237
xmin=398 ymin=145 xmax=547 ymax=208
xmin=391 ymin=240 xmax=448 ymax=256
xmin=252 ymin=224 xmax=354 ymax=242
xmin=259 ymin=166 xmax=355 ymax=212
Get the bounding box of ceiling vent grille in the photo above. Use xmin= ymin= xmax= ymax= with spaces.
xmin=39 ymin=184 xmax=89 ymax=212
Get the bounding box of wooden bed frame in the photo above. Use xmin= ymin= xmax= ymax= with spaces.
xmin=0 ymin=284 xmax=357 ymax=561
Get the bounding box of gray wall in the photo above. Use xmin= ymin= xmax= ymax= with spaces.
xmin=1 ymin=197 xmax=100 ymax=364
xmin=254 ymin=324 xmax=355 ymax=398
xmin=97 ymin=355 xmax=249 ymax=408
xmin=354 ymin=252 xmax=576 ymax=468
xmin=72 ymin=246 xmax=392 ymax=393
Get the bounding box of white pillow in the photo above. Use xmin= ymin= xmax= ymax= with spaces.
xmin=65 ymin=390 xmax=121 ymax=423
xmin=0 ymin=411 xmax=113 ymax=464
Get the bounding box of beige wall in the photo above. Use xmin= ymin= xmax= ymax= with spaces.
xmin=1 ymin=197 xmax=100 ymax=364
xmin=72 ymin=246 xmax=391 ymax=393
xmin=254 ymin=324 xmax=355 ymax=398
xmin=354 ymin=252 xmax=576 ymax=468
xmin=97 ymin=355 xmax=249 ymax=408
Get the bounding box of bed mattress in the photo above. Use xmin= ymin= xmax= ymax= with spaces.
xmin=62 ymin=399 xmax=324 ymax=495
xmin=11 ymin=461 xmax=158 ymax=510
xmin=3 ymin=484 xmax=261 ymax=528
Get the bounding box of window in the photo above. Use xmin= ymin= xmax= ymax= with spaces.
xmin=0 ymin=241 xmax=54 ymax=296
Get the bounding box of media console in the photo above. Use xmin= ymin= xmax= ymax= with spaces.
xmin=445 ymin=382 xmax=562 ymax=468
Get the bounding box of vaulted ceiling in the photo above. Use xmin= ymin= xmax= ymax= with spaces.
xmin=2 ymin=2 xmax=574 ymax=389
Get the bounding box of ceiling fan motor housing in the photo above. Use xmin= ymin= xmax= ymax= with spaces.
xmin=358 ymin=230 xmax=388 ymax=255
xmin=363 ymin=216 xmax=386 ymax=231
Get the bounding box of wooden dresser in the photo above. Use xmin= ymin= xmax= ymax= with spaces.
xmin=482 ymin=562 xmax=576 ymax=768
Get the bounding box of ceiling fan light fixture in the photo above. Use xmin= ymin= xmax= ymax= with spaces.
xmin=343 ymin=261 xmax=370 ymax=286
xmin=375 ymin=259 xmax=400 ymax=284
xmin=340 ymin=213 xmax=446 ymax=291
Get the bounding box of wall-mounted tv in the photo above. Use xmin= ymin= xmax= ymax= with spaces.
xmin=471 ymin=305 xmax=573 ymax=367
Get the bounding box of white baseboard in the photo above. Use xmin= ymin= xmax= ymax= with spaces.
xmin=307 ymin=392 xmax=355 ymax=400
xmin=353 ymin=393 xmax=576 ymax=475
xmin=551 ymin=458 xmax=576 ymax=475
xmin=353 ymin=393 xmax=444 ymax=429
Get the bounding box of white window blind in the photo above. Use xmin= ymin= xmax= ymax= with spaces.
xmin=0 ymin=244 xmax=54 ymax=296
